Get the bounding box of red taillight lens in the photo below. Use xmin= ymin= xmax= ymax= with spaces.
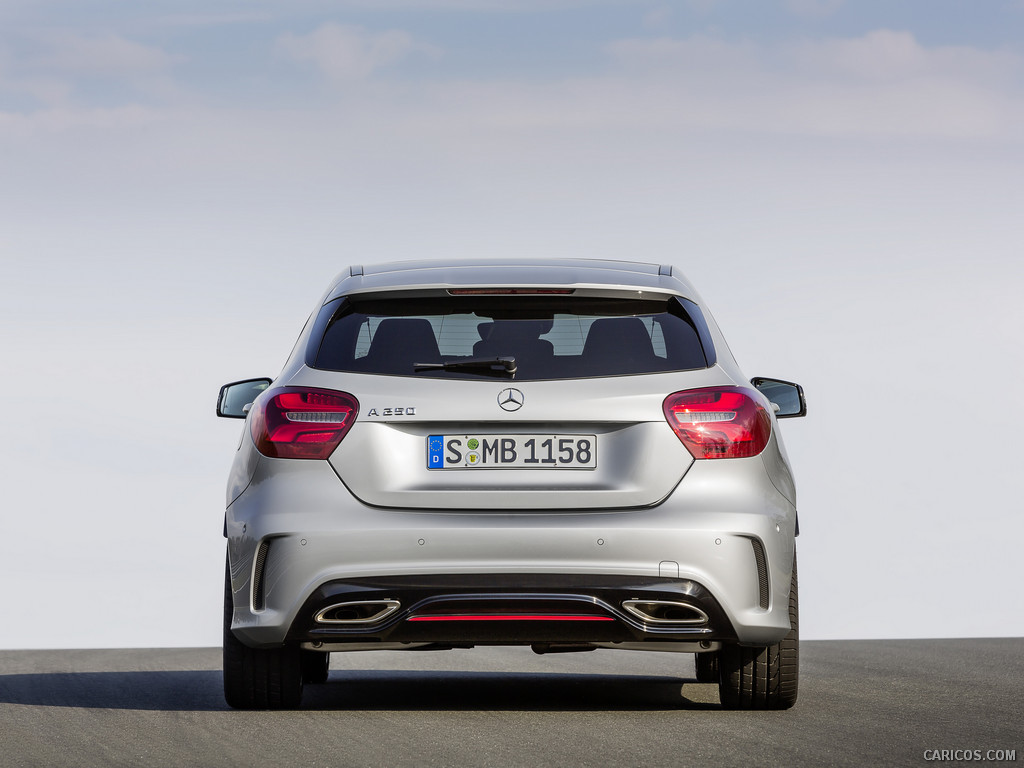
xmin=250 ymin=387 xmax=359 ymax=460
xmin=663 ymin=387 xmax=771 ymax=459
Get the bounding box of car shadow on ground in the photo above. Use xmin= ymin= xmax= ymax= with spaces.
xmin=0 ymin=670 xmax=721 ymax=712
xmin=305 ymin=670 xmax=722 ymax=711
xmin=0 ymin=670 xmax=225 ymax=711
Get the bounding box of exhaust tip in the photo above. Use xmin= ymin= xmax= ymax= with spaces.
xmin=621 ymin=599 xmax=708 ymax=625
xmin=315 ymin=599 xmax=401 ymax=624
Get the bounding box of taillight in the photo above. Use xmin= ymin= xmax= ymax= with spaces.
xmin=250 ymin=387 xmax=359 ymax=460
xmin=663 ymin=387 xmax=770 ymax=459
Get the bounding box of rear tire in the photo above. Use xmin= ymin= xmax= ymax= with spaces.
xmin=223 ymin=557 xmax=304 ymax=710
xmin=718 ymin=557 xmax=798 ymax=710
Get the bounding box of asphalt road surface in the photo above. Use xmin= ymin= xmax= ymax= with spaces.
xmin=1 ymin=639 xmax=1020 ymax=767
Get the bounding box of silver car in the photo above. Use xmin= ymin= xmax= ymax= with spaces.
xmin=217 ymin=259 xmax=807 ymax=710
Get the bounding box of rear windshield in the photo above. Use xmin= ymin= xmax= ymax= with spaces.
xmin=311 ymin=295 xmax=714 ymax=380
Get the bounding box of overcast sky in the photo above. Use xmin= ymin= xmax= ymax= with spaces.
xmin=2 ymin=0 xmax=1022 ymax=649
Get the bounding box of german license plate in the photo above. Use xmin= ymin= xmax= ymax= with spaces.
xmin=427 ymin=434 xmax=597 ymax=469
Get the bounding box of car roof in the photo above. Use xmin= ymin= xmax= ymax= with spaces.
xmin=324 ymin=258 xmax=700 ymax=303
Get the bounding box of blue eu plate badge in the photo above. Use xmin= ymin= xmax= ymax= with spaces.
xmin=427 ymin=435 xmax=444 ymax=468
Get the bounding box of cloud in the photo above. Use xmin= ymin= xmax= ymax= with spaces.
xmin=276 ymin=23 xmax=439 ymax=81
xmin=784 ymin=0 xmax=843 ymax=18
xmin=3 ymin=25 xmax=1022 ymax=146
xmin=0 ymin=31 xmax=180 ymax=109
xmin=681 ymin=0 xmax=724 ymax=14
xmin=263 ymin=0 xmax=633 ymax=8
xmin=642 ymin=5 xmax=674 ymax=29
xmin=788 ymin=28 xmax=1019 ymax=83
xmin=603 ymin=30 xmax=1024 ymax=139
xmin=154 ymin=11 xmax=275 ymax=28
xmin=28 ymin=31 xmax=177 ymax=75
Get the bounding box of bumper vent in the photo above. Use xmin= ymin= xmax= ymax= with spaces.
xmin=750 ymin=538 xmax=769 ymax=609
xmin=252 ymin=540 xmax=271 ymax=611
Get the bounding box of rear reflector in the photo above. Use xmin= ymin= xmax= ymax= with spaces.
xmin=407 ymin=615 xmax=614 ymax=622
xmin=250 ymin=387 xmax=359 ymax=460
xmin=663 ymin=387 xmax=770 ymax=459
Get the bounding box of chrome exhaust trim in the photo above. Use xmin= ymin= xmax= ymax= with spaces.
xmin=314 ymin=599 xmax=401 ymax=625
xmin=621 ymin=599 xmax=709 ymax=625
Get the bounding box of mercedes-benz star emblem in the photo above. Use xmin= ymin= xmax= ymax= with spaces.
xmin=497 ymin=387 xmax=524 ymax=412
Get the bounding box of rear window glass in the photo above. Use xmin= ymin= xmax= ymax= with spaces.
xmin=312 ymin=296 xmax=712 ymax=380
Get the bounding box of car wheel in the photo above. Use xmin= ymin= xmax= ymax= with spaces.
xmin=694 ymin=651 xmax=719 ymax=683
xmin=223 ymin=557 xmax=304 ymax=710
xmin=301 ymin=650 xmax=330 ymax=685
xmin=718 ymin=557 xmax=798 ymax=710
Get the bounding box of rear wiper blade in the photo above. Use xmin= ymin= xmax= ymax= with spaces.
xmin=414 ymin=356 xmax=517 ymax=378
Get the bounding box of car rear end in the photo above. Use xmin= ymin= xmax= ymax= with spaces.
xmin=220 ymin=259 xmax=801 ymax=709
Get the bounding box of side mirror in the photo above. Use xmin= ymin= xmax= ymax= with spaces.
xmin=217 ymin=378 xmax=272 ymax=419
xmin=751 ymin=377 xmax=806 ymax=418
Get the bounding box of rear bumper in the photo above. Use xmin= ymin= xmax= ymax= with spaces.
xmin=285 ymin=573 xmax=736 ymax=647
xmin=226 ymin=454 xmax=797 ymax=649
